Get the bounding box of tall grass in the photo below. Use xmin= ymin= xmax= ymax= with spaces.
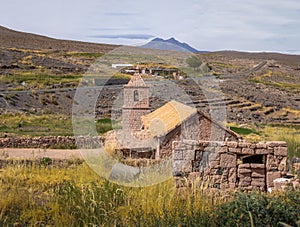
xmin=0 ymin=162 xmax=299 ymax=226
xmin=0 ymin=162 xmax=217 ymax=226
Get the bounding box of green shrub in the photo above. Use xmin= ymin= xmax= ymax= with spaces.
xmin=39 ymin=157 xmax=53 ymax=166
xmin=96 ymin=118 xmax=121 ymax=134
xmin=215 ymin=190 xmax=300 ymax=227
xmin=230 ymin=126 xmax=256 ymax=135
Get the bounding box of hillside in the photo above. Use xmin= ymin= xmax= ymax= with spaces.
xmin=0 ymin=25 xmax=118 ymax=52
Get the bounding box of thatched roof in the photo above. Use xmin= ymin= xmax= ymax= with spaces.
xmin=141 ymin=100 xmax=197 ymax=137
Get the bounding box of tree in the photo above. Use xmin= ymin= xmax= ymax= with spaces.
xmin=186 ymin=56 xmax=202 ymax=71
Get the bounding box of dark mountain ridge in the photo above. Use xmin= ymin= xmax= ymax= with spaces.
xmin=141 ymin=37 xmax=204 ymax=53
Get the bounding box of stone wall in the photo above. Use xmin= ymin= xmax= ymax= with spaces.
xmin=173 ymin=140 xmax=287 ymax=191
xmin=0 ymin=136 xmax=104 ymax=149
xmin=159 ymin=114 xmax=240 ymax=158
xmin=122 ymin=108 xmax=150 ymax=130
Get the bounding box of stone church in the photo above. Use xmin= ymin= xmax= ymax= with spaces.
xmin=106 ymin=70 xmax=240 ymax=159
xmin=104 ymin=70 xmax=288 ymax=192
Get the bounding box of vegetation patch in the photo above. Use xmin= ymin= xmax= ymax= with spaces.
xmin=0 ymin=113 xmax=73 ymax=136
xmin=96 ymin=118 xmax=121 ymax=134
xmin=0 ymin=73 xmax=82 ymax=90
xmin=66 ymin=52 xmax=104 ymax=58
xmin=228 ymin=123 xmax=300 ymax=158
xmin=230 ymin=126 xmax=257 ymax=135
xmin=216 ymin=190 xmax=300 ymax=227
xmin=249 ymin=72 xmax=300 ymax=91
xmin=0 ymin=114 xmax=120 ymax=137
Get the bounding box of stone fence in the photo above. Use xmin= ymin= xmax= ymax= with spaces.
xmin=0 ymin=136 xmax=104 ymax=149
xmin=173 ymin=140 xmax=288 ymax=191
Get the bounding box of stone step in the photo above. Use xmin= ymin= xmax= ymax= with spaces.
xmin=229 ymin=102 xmax=252 ymax=109
xmin=264 ymin=108 xmax=276 ymax=115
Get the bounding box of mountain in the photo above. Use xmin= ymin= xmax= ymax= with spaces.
xmin=0 ymin=25 xmax=118 ymax=52
xmin=141 ymin=37 xmax=202 ymax=53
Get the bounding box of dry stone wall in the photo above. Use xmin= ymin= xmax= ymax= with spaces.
xmin=173 ymin=140 xmax=287 ymax=191
xmin=0 ymin=136 xmax=104 ymax=149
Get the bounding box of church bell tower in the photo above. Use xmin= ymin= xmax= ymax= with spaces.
xmin=122 ymin=70 xmax=150 ymax=130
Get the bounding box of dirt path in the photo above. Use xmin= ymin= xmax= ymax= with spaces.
xmin=0 ymin=148 xmax=83 ymax=160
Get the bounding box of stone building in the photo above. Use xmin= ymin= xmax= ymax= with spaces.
xmin=140 ymin=100 xmax=240 ymax=158
xmin=107 ymin=71 xmax=240 ymax=158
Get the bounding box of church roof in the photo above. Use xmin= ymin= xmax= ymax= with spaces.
xmin=124 ymin=73 xmax=148 ymax=87
xmin=141 ymin=100 xmax=197 ymax=137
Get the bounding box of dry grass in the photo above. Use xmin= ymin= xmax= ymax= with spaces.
xmin=0 ymin=161 xmax=299 ymax=226
xmin=0 ymin=162 xmax=219 ymax=226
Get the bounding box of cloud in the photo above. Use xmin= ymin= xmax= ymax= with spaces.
xmin=104 ymin=12 xmax=137 ymax=16
xmin=91 ymin=27 xmax=150 ymax=32
xmin=89 ymin=34 xmax=154 ymax=40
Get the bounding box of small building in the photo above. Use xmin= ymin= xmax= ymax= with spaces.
xmin=112 ymin=63 xmax=133 ymax=69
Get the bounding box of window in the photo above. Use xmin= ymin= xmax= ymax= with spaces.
xmin=240 ymin=154 xmax=264 ymax=164
xmin=134 ymin=90 xmax=139 ymax=101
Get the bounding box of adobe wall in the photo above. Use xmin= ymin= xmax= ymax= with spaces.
xmin=173 ymin=140 xmax=287 ymax=191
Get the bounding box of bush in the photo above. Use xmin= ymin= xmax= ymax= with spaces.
xmin=186 ymin=56 xmax=202 ymax=71
xmin=215 ymin=190 xmax=300 ymax=227
xmin=40 ymin=157 xmax=53 ymax=166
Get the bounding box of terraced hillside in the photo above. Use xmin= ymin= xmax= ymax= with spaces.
xmin=0 ymin=25 xmax=300 ymax=137
xmin=198 ymin=52 xmax=300 ymax=125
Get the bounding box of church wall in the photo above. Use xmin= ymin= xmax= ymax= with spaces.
xmin=122 ymin=108 xmax=150 ymax=130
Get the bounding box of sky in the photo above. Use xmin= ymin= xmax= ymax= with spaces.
xmin=1 ymin=0 xmax=300 ymax=53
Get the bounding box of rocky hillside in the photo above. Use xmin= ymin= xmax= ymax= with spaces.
xmin=0 ymin=26 xmax=299 ymax=126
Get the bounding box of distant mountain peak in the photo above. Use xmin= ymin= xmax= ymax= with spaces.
xmin=141 ymin=37 xmax=201 ymax=53
xmin=152 ymin=37 xmax=164 ymax=42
